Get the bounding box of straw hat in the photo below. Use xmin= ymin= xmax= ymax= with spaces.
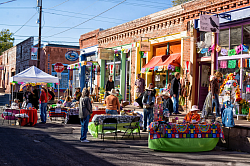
xmin=162 ymin=91 xmax=170 ymax=97
xmin=214 ymin=71 xmax=223 ymax=78
xmin=190 ymin=105 xmax=200 ymax=112
xmin=109 ymin=89 xmax=118 ymax=95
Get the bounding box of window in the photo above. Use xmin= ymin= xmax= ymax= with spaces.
xmin=230 ymin=26 xmax=242 ymax=50
xmin=198 ymin=32 xmax=212 ymax=57
xmin=243 ymin=24 xmax=250 ymax=49
xmin=219 ymin=28 xmax=229 ymax=56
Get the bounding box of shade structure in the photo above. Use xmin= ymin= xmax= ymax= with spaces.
xmin=10 ymin=66 xmax=59 ymax=83
xmin=142 ymin=55 xmax=168 ymax=69
xmin=157 ymin=53 xmax=181 ymax=67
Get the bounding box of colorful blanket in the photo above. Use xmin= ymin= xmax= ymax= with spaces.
xmin=149 ymin=122 xmax=224 ymax=139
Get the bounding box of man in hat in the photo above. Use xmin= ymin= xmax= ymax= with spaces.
xmin=74 ymin=87 xmax=82 ymax=102
xmin=142 ymin=84 xmax=155 ymax=132
xmin=104 ymin=89 xmax=120 ymax=115
xmin=211 ymin=71 xmax=223 ymax=118
xmin=184 ymin=105 xmax=200 ymax=122
xmin=162 ymin=92 xmax=173 ymax=115
xmin=170 ymin=72 xmax=181 ymax=114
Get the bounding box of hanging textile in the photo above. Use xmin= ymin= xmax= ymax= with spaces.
xmin=238 ymin=60 xmax=241 ymax=68
xmin=228 ymin=60 xmax=236 ymax=69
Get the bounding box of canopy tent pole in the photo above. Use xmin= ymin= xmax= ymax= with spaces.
xmin=11 ymin=84 xmax=13 ymax=104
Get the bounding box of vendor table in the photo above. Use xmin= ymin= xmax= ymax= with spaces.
xmin=148 ymin=122 xmax=224 ymax=152
xmin=90 ymin=110 xmax=106 ymax=122
xmin=19 ymin=109 xmax=38 ymax=126
xmin=89 ymin=114 xmax=140 ymax=138
xmin=49 ymin=108 xmax=68 ymax=119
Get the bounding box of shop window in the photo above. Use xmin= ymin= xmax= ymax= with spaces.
xmin=230 ymin=26 xmax=242 ymax=50
xmin=219 ymin=29 xmax=229 ymax=56
xmin=243 ymin=24 xmax=250 ymax=49
xmin=198 ymin=32 xmax=212 ymax=57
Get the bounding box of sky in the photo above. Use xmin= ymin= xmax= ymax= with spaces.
xmin=0 ymin=0 xmax=173 ymax=46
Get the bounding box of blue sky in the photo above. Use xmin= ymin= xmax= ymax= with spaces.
xmin=0 ymin=0 xmax=173 ymax=46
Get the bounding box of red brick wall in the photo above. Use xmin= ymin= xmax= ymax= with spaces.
xmin=79 ymin=29 xmax=102 ymax=49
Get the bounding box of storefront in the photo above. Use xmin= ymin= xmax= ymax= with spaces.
xmin=99 ymin=44 xmax=132 ymax=102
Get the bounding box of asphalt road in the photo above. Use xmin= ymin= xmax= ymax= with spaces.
xmin=1 ymin=118 xmax=250 ymax=166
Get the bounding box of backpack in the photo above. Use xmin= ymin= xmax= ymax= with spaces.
xmin=222 ymin=101 xmax=235 ymax=127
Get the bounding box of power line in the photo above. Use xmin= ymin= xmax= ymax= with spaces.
xmin=0 ymin=23 xmax=94 ymax=29
xmin=0 ymin=7 xmax=35 ymax=9
xmin=14 ymin=11 xmax=38 ymax=34
xmin=13 ymin=35 xmax=80 ymax=39
xmin=43 ymin=0 xmax=69 ymax=11
xmin=46 ymin=0 xmax=127 ymax=38
xmin=0 ymin=0 xmax=16 ymax=5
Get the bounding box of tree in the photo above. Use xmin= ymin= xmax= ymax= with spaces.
xmin=172 ymin=0 xmax=191 ymax=6
xmin=0 ymin=29 xmax=15 ymax=55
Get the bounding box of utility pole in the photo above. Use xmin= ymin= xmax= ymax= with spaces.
xmin=37 ymin=0 xmax=42 ymax=69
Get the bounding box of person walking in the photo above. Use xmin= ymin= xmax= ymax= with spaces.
xmin=79 ymin=89 xmax=92 ymax=143
xmin=135 ymin=74 xmax=145 ymax=99
xmin=32 ymin=86 xmax=39 ymax=110
xmin=105 ymin=75 xmax=114 ymax=99
xmin=170 ymin=72 xmax=181 ymax=114
xmin=142 ymin=84 xmax=155 ymax=132
xmin=211 ymin=71 xmax=223 ymax=119
xmin=39 ymin=86 xmax=48 ymax=124
xmin=104 ymin=89 xmax=120 ymax=115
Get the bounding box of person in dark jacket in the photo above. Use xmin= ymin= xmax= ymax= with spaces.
xmin=170 ymin=72 xmax=181 ymax=114
xmin=162 ymin=91 xmax=173 ymax=115
xmin=79 ymin=89 xmax=92 ymax=143
xmin=211 ymin=72 xmax=223 ymax=118
xmin=32 ymin=86 xmax=39 ymax=110
xmin=105 ymin=75 xmax=114 ymax=99
xmin=24 ymin=86 xmax=33 ymax=109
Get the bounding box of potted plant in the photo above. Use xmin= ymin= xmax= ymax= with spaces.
xmin=239 ymin=99 xmax=249 ymax=115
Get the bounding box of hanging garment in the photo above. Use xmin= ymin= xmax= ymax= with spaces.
xmin=220 ymin=61 xmax=227 ymax=68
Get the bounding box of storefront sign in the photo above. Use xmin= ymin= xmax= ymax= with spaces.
xmin=54 ymin=63 xmax=64 ymax=73
xmin=31 ymin=46 xmax=38 ymax=60
xmin=185 ymin=61 xmax=190 ymax=72
xmin=200 ymin=15 xmax=219 ymax=33
xmin=110 ymin=65 xmax=113 ymax=74
xmin=99 ymin=49 xmax=114 ymax=60
xmin=65 ymin=50 xmax=79 ymax=61
xmin=140 ymin=41 xmax=151 ymax=52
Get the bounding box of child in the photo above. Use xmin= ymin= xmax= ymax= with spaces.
xmin=162 ymin=92 xmax=173 ymax=115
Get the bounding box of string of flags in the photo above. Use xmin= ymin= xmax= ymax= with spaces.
xmin=141 ymin=64 xmax=180 ymax=74
xmin=198 ymin=43 xmax=250 ymax=55
xmin=67 ymin=61 xmax=99 ymax=70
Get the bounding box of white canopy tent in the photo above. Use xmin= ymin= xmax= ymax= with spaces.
xmin=10 ymin=66 xmax=59 ymax=83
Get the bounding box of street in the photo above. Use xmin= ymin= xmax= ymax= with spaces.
xmin=1 ymin=119 xmax=250 ymax=166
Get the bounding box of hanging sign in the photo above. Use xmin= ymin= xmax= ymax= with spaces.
xmin=200 ymin=15 xmax=219 ymax=33
xmin=57 ymin=72 xmax=62 ymax=79
xmin=65 ymin=50 xmax=79 ymax=61
xmin=140 ymin=41 xmax=151 ymax=52
xmin=185 ymin=61 xmax=190 ymax=72
xmin=99 ymin=49 xmax=114 ymax=60
xmin=54 ymin=63 xmax=64 ymax=73
xmin=110 ymin=65 xmax=113 ymax=75
xmin=0 ymin=65 xmax=4 ymax=70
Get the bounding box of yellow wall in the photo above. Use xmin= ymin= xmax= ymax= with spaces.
xmin=146 ymin=44 xmax=154 ymax=87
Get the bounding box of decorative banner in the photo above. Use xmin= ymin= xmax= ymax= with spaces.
xmin=175 ymin=67 xmax=180 ymax=72
xmin=221 ymin=49 xmax=228 ymax=55
xmin=228 ymin=49 xmax=236 ymax=56
xmin=65 ymin=50 xmax=79 ymax=61
xmin=31 ymin=46 xmax=38 ymax=60
xmin=141 ymin=68 xmax=146 ymax=73
xmin=236 ymin=44 xmax=243 ymax=54
xmin=143 ymin=52 xmax=148 ymax=58
xmin=158 ymin=66 xmax=163 ymax=71
xmin=121 ymin=48 xmax=125 ymax=52
xmin=200 ymin=15 xmax=219 ymax=33
xmin=99 ymin=49 xmax=114 ymax=60
xmin=220 ymin=61 xmax=227 ymax=68
xmin=200 ymin=48 xmax=208 ymax=54
xmin=154 ymin=66 xmax=159 ymax=71
xmin=216 ymin=45 xmax=221 ymax=52
xmin=140 ymin=41 xmax=151 ymax=52
xmin=146 ymin=68 xmax=150 ymax=72
xmin=228 ymin=60 xmax=236 ymax=69
xmin=185 ymin=61 xmax=190 ymax=72
xmin=150 ymin=67 xmax=154 ymax=70
xmin=196 ymin=41 xmax=206 ymax=48
xmin=243 ymin=44 xmax=249 ymax=52
xmin=208 ymin=44 xmax=215 ymax=52
xmin=238 ymin=60 xmax=241 ymax=68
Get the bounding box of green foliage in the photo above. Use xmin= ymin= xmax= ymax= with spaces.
xmin=171 ymin=0 xmax=191 ymax=6
xmin=0 ymin=29 xmax=15 ymax=55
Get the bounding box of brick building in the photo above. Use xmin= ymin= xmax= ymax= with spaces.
xmin=95 ymin=0 xmax=250 ymax=108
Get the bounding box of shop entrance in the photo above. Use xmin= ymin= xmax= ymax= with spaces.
xmin=198 ymin=62 xmax=211 ymax=109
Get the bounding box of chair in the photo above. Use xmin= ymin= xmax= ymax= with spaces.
xmin=2 ymin=109 xmax=19 ymax=125
xmin=122 ymin=117 xmax=141 ymax=140
xmin=101 ymin=118 xmax=118 ymax=141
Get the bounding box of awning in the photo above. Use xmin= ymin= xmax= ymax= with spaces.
xmin=157 ymin=53 xmax=181 ymax=67
xmin=142 ymin=55 xmax=168 ymax=69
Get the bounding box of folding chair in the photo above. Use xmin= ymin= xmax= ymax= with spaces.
xmin=101 ymin=118 xmax=118 ymax=141
xmin=122 ymin=117 xmax=141 ymax=139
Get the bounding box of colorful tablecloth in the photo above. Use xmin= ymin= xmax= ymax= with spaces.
xmin=90 ymin=110 xmax=106 ymax=122
xmin=2 ymin=109 xmax=20 ymax=120
xmin=148 ymin=122 xmax=224 ymax=152
xmin=149 ymin=122 xmax=224 ymax=139
xmin=92 ymin=114 xmax=139 ymax=125
xmin=20 ymin=109 xmax=38 ymax=126
xmin=49 ymin=108 xmax=68 ymax=118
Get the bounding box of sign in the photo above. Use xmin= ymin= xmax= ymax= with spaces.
xmin=0 ymin=65 xmax=4 ymax=70
xmin=110 ymin=65 xmax=113 ymax=75
xmin=98 ymin=49 xmax=114 ymax=60
xmin=200 ymin=15 xmax=219 ymax=33
xmin=140 ymin=41 xmax=151 ymax=52
xmin=57 ymin=72 xmax=61 ymax=79
xmin=185 ymin=61 xmax=190 ymax=72
xmin=31 ymin=46 xmax=38 ymax=60
xmin=54 ymin=63 xmax=64 ymax=73
xmin=65 ymin=50 xmax=79 ymax=61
